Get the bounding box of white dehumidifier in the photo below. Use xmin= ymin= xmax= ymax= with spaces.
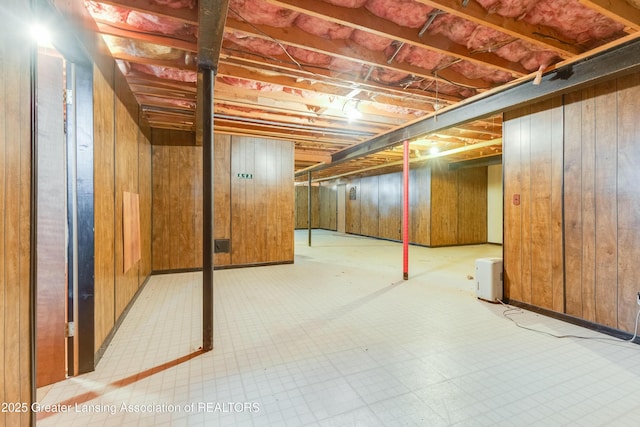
xmin=475 ymin=258 xmax=503 ymax=302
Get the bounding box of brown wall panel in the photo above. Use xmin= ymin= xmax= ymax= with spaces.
xmin=505 ymin=75 xmax=640 ymax=335
xmin=360 ymin=176 xmax=380 ymax=237
xmin=563 ymin=91 xmax=583 ymax=317
xmin=138 ymin=121 xmax=152 ymax=283
xmin=213 ymin=135 xmax=232 ymax=266
xmin=93 ymin=61 xmax=116 ymax=352
xmin=580 ymin=88 xmax=597 ymax=321
xmin=378 ymin=173 xmax=402 ymax=240
xmin=295 ymin=186 xmax=320 ymax=229
xmin=276 ymin=141 xmax=295 ymax=260
xmin=345 ymin=163 xmax=486 ymax=246
xmin=409 ymin=165 xmax=431 ymax=246
xmin=346 ymin=180 xmax=361 ymax=235
xmin=593 ymin=80 xmax=618 ymax=328
xmin=430 ymin=161 xmax=458 ymax=246
xmin=457 ymin=167 xmax=488 ymax=244
xmin=114 ymin=71 xmax=141 ymax=319
xmin=319 ymin=185 xmax=337 ymax=231
xmin=503 ymin=107 xmax=524 ymax=302
xmin=519 ymin=106 xmax=533 ymax=304
xmin=529 ymin=99 xmax=562 ymax=311
xmin=152 ymin=135 xmax=292 ymax=269
xmin=151 ymin=145 xmax=171 ymax=271
xmin=1 ymin=4 xmax=32 ymax=422
xmin=616 ymin=72 xmax=640 ymax=333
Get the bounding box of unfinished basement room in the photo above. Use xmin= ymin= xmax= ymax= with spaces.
xmin=3 ymin=0 xmax=640 ymax=425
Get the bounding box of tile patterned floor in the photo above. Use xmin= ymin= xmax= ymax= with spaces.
xmin=37 ymin=230 xmax=640 ymax=426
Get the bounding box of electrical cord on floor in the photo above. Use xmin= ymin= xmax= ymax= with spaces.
xmin=498 ymin=300 xmax=640 ymax=344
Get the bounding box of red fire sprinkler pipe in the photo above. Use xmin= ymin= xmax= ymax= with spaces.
xmin=403 ymin=140 xmax=409 ymax=280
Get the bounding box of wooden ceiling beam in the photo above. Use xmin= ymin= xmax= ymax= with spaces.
xmin=217 ymin=62 xmax=435 ymax=113
xmin=308 ymin=37 xmax=640 ymax=177
xmin=414 ymin=0 xmax=580 ymax=57
xmin=98 ymin=0 xmax=198 ymax=24
xmin=262 ymin=0 xmax=527 ymax=76
xmin=226 ymin=18 xmax=495 ymax=90
xmin=220 ymin=53 xmax=461 ymax=103
xmin=95 ymin=21 xmax=197 ymax=51
xmin=578 ymin=0 xmax=640 ymax=32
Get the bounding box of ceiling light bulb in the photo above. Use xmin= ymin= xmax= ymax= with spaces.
xmin=31 ymin=23 xmax=53 ymax=47
xmin=429 ymin=146 xmax=440 ymax=155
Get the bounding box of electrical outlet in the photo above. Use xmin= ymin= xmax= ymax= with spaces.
xmin=637 ymin=292 xmax=640 ymax=306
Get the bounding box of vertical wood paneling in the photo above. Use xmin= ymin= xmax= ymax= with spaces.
xmin=617 ymin=72 xmax=640 ymax=333
xmin=138 ymin=121 xmax=152 ymax=282
xmin=563 ymin=91 xmax=583 ymax=316
xmin=594 ymin=80 xmax=618 ymax=328
xmin=319 ymin=184 xmax=337 ymax=231
xmin=214 ymin=135 xmax=231 ymax=266
xmin=504 ymin=108 xmax=524 ymax=302
xmin=410 ymin=165 xmax=431 ymax=246
xmin=255 ymin=139 xmax=268 ymax=262
xmin=114 ymin=71 xmax=140 ymax=318
xmin=529 ymin=100 xmax=554 ymax=310
xmin=550 ymin=97 xmax=565 ymax=314
xmin=457 ymin=167 xmax=487 ymax=244
xmin=151 ymin=145 xmax=169 ymax=270
xmin=580 ymin=88 xmax=597 ymax=321
xmin=378 ymin=173 xmax=401 ymax=240
xmin=0 ymin=16 xmax=7 ymax=416
xmin=1 ymin=2 xmax=32 ymax=421
xmin=519 ymin=106 xmax=532 ymax=304
xmin=360 ymin=175 xmax=379 ymax=237
xmin=93 ymin=61 xmax=116 ymax=352
xmin=430 ymin=161 xmax=458 ymax=246
xmin=277 ymin=141 xmax=294 ymax=260
xmin=346 ymin=179 xmax=361 ymax=234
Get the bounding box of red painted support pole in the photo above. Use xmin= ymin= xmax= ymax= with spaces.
xmin=403 ymin=140 xmax=409 ymax=280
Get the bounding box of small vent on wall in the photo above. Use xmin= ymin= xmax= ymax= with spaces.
xmin=214 ymin=239 xmax=230 ymax=253
xmin=349 ymin=187 xmax=357 ymax=200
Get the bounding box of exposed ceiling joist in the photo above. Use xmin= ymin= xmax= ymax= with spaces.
xmin=299 ymin=37 xmax=640 ymax=177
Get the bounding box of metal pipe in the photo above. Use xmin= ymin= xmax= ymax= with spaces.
xmin=403 ymin=140 xmax=409 ymax=280
xmin=202 ymin=67 xmax=214 ymax=352
xmin=308 ymin=171 xmax=312 ymax=246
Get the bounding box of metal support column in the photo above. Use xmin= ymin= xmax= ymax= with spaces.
xmin=201 ymin=67 xmax=214 ymax=351
xmin=403 ymin=140 xmax=409 ymax=280
xmin=308 ymin=171 xmax=312 ymax=246
xmin=198 ymin=0 xmax=229 ymax=352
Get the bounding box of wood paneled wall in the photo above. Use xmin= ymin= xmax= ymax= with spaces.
xmin=504 ymin=74 xmax=640 ymax=334
xmin=319 ymin=185 xmax=337 ymax=230
xmin=152 ymin=135 xmax=294 ymax=269
xmin=1 ymin=1 xmax=32 ymax=423
xmin=295 ymin=186 xmax=320 ymax=229
xmin=93 ymin=61 xmax=152 ymax=351
xmin=503 ymin=98 xmax=564 ymax=312
xmin=346 ymin=162 xmax=487 ymax=246
xmin=294 ymin=184 xmax=337 ymax=230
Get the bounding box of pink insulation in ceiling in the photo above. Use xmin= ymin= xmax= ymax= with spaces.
xmin=129 ymin=63 xmax=197 ymax=83
xmin=226 ymin=32 xmax=285 ymax=56
xmin=85 ymin=1 xmax=195 ymax=36
xmin=228 ymin=0 xmax=299 ymax=27
xmin=294 ymin=15 xmax=354 ymax=39
xmin=322 ymin=0 xmax=369 ymax=8
xmin=476 ymin=0 xmax=624 ymax=44
xmin=390 ymin=45 xmax=453 ymax=73
xmin=152 ymin=0 xmax=196 ymax=8
xmin=88 ymin=0 xmax=631 ymax=96
xmin=365 ymin=0 xmax=433 ymax=28
xmin=350 ymin=30 xmax=393 ymax=51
